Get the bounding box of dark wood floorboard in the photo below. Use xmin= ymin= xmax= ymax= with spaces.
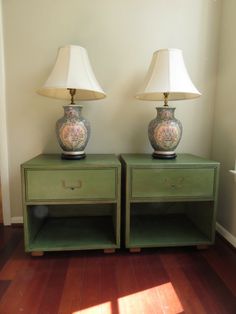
xmin=201 ymin=236 xmax=236 ymax=296
xmin=0 ymin=280 xmax=11 ymax=300
xmin=175 ymin=250 xmax=236 ymax=314
xmin=37 ymin=258 xmax=69 ymax=314
xmin=160 ymin=251 xmax=207 ymax=314
xmin=0 ymin=226 xmax=21 ymax=269
xmin=58 ymin=256 xmax=86 ymax=314
xmin=0 ymin=225 xmax=235 ymax=314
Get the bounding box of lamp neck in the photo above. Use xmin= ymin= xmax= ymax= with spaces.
xmin=163 ymin=92 xmax=169 ymax=107
xmin=68 ymin=88 xmax=76 ymax=104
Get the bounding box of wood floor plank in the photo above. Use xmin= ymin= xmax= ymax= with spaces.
xmin=131 ymin=253 xmax=164 ymax=314
xmin=0 ymin=227 xmax=236 ymax=314
xmin=8 ymin=258 xmax=54 ymax=314
xmin=73 ymin=254 xmax=102 ymax=314
xmin=100 ymin=254 xmax=119 ymax=314
xmin=116 ymin=253 xmax=146 ymax=314
xmin=36 ymin=256 xmax=69 ymax=314
xmin=0 ymin=241 xmax=31 ymax=280
xmin=0 ymin=227 xmax=22 ymax=270
xmin=58 ymin=254 xmax=86 ymax=314
xmin=0 ymin=280 xmax=10 ymax=300
xmin=178 ymin=251 xmax=236 ymax=314
xmin=116 ymin=252 xmax=171 ymax=314
xmin=0 ymin=225 xmax=10 ymax=249
xmin=0 ymin=258 xmax=41 ymax=314
xmin=146 ymin=252 xmax=184 ymax=314
xmin=160 ymin=251 xmax=207 ymax=314
xmin=200 ymin=238 xmax=236 ymax=296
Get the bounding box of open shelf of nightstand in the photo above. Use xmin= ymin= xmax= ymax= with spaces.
xmin=130 ymin=214 xmax=210 ymax=247
xmin=30 ymin=216 xmax=116 ymax=251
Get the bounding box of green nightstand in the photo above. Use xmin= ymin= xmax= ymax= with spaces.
xmin=121 ymin=154 xmax=220 ymax=251
xmin=21 ymin=154 xmax=121 ymax=255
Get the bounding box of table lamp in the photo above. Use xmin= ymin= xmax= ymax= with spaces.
xmin=136 ymin=48 xmax=201 ymax=159
xmin=38 ymin=45 xmax=106 ymax=160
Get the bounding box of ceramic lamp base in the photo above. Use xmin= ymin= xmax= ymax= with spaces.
xmin=56 ymin=105 xmax=90 ymax=161
xmin=152 ymin=151 xmax=177 ymax=159
xmin=148 ymin=107 xmax=182 ymax=160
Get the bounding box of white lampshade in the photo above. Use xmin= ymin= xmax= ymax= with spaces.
xmin=136 ymin=48 xmax=201 ymax=101
xmin=38 ymin=45 xmax=106 ymax=101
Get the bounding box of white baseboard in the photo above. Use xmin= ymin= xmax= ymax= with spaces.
xmin=11 ymin=216 xmax=23 ymax=224
xmin=216 ymin=222 xmax=236 ymax=248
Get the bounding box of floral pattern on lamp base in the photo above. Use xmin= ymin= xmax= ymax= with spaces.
xmin=56 ymin=105 xmax=90 ymax=160
xmin=148 ymin=107 xmax=182 ymax=159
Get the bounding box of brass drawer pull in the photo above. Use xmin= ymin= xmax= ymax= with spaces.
xmin=62 ymin=180 xmax=82 ymax=190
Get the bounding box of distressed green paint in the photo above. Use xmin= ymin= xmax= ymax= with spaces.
xmin=122 ymin=153 xmax=219 ymax=167
xmin=21 ymin=154 xmax=121 ymax=253
xmin=131 ymin=168 xmax=214 ymax=199
xmin=22 ymin=154 xmax=119 ymax=168
xmin=26 ymin=169 xmax=116 ymax=201
xmin=121 ymin=154 xmax=220 ymax=249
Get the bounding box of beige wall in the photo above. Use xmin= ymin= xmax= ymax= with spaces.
xmin=212 ymin=0 xmax=236 ymax=240
xmin=2 ymin=0 xmax=221 ymax=217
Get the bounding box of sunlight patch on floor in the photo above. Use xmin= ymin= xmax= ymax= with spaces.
xmin=118 ymin=282 xmax=184 ymax=314
xmin=72 ymin=282 xmax=184 ymax=314
xmin=72 ymin=301 xmax=111 ymax=314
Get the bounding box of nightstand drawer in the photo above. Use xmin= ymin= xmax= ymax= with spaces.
xmin=131 ymin=168 xmax=215 ymax=199
xmin=26 ymin=169 xmax=117 ymax=201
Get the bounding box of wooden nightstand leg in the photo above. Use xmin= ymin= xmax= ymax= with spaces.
xmin=129 ymin=248 xmax=141 ymax=253
xmin=197 ymin=244 xmax=209 ymax=250
xmin=104 ymin=248 xmax=115 ymax=254
xmin=31 ymin=251 xmax=44 ymax=257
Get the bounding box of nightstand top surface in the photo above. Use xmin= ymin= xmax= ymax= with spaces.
xmin=121 ymin=153 xmax=219 ymax=167
xmin=21 ymin=154 xmax=120 ymax=169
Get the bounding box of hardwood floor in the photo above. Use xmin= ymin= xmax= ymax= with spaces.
xmin=0 ymin=225 xmax=235 ymax=314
